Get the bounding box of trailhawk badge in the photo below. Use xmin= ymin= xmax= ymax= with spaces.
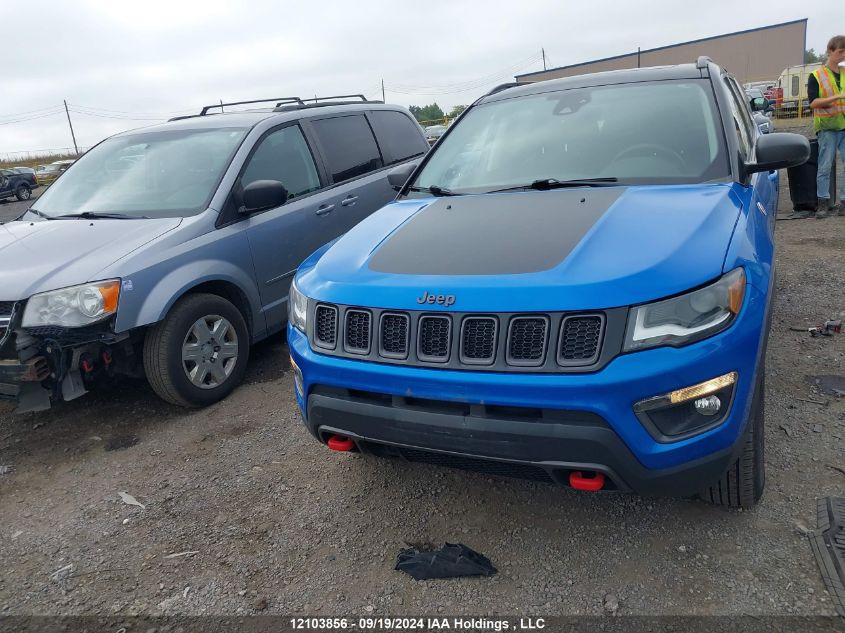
xmin=416 ymin=291 xmax=456 ymax=306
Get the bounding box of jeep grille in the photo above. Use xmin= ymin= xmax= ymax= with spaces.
xmin=308 ymin=303 xmax=610 ymax=373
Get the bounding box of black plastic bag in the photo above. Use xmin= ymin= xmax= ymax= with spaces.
xmin=395 ymin=542 xmax=497 ymax=580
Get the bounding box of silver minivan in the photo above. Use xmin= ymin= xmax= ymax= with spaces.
xmin=1 ymin=96 xmax=428 ymax=412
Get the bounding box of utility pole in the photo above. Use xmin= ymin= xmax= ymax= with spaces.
xmin=637 ymin=47 xmax=641 ymax=68
xmin=542 ymin=48 xmax=546 ymax=71
xmin=381 ymin=78 xmax=385 ymax=102
xmin=220 ymin=99 xmax=224 ymax=113
xmin=63 ymin=100 xmax=79 ymax=156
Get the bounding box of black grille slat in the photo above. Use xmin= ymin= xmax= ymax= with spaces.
xmin=344 ymin=309 xmax=371 ymax=354
xmin=314 ymin=305 xmax=338 ymax=349
xmin=507 ymin=317 xmax=548 ymax=365
xmin=0 ymin=302 xmax=14 ymax=315
xmin=559 ymin=315 xmax=603 ymax=365
xmin=461 ymin=317 xmax=497 ymax=364
xmin=418 ymin=316 xmax=451 ymax=362
xmin=380 ymin=313 xmax=409 ymax=359
xmin=309 ymin=303 xmax=609 ymax=372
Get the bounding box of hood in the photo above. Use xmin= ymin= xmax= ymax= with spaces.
xmin=0 ymin=218 xmax=182 ymax=300
xmin=298 ymin=185 xmax=743 ymax=312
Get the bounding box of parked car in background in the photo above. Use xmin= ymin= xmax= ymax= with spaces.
xmin=0 ymin=168 xmax=38 ymax=201
xmin=11 ymin=167 xmax=37 ymax=177
xmin=745 ymin=89 xmax=773 ymax=134
xmin=424 ymin=124 xmax=447 ymax=145
xmin=34 ymin=164 xmax=64 ymax=185
xmin=289 ymin=58 xmax=809 ymax=508
xmin=0 ymin=95 xmax=429 ymax=413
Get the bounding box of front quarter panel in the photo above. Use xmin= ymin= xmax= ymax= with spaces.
xmin=110 ymin=220 xmax=264 ymax=339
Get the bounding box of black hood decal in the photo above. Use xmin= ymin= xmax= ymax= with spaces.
xmin=368 ymin=188 xmax=625 ymax=276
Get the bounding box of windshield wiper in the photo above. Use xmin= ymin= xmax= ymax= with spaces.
xmin=53 ymin=211 xmax=150 ymax=220
xmin=405 ymin=185 xmax=460 ymax=197
xmin=21 ymin=208 xmax=53 ymax=220
xmin=489 ymin=177 xmax=619 ymax=193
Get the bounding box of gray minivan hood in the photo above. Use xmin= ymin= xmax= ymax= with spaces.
xmin=0 ymin=218 xmax=182 ymax=300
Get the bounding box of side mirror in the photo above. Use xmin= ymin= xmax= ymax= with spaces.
xmin=750 ymin=97 xmax=767 ymax=112
xmin=387 ymin=162 xmax=418 ymax=191
xmin=241 ymin=180 xmax=288 ymax=213
xmin=745 ymin=132 xmax=810 ymax=176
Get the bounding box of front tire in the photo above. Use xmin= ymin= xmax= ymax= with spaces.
xmin=143 ymin=293 xmax=250 ymax=407
xmin=699 ymin=374 xmax=766 ymax=508
xmin=15 ymin=185 xmax=31 ymax=201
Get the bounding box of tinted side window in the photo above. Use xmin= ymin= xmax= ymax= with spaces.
xmin=311 ymin=115 xmax=384 ymax=182
xmin=368 ymin=111 xmax=428 ymax=164
xmin=791 ymin=75 xmax=799 ymax=97
xmin=241 ymin=125 xmax=320 ymax=199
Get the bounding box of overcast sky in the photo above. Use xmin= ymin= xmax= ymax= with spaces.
xmin=0 ymin=1 xmax=830 ymax=158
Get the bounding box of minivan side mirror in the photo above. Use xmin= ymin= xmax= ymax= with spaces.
xmin=241 ymin=180 xmax=288 ymax=213
xmin=387 ymin=162 xmax=418 ymax=191
xmin=745 ymin=132 xmax=810 ymax=176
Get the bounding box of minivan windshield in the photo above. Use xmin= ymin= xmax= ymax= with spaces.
xmin=29 ymin=127 xmax=248 ymax=219
xmin=409 ymin=80 xmax=729 ymax=195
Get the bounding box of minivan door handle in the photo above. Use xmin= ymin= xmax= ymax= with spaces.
xmin=340 ymin=195 xmax=358 ymax=207
xmin=315 ymin=203 xmax=335 ymax=216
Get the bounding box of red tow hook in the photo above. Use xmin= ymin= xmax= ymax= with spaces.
xmin=569 ymin=471 xmax=606 ymax=492
xmin=326 ymin=435 xmax=355 ymax=452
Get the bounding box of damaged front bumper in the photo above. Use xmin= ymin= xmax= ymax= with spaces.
xmin=0 ymin=302 xmax=130 ymax=413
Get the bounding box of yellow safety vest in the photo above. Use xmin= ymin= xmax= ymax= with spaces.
xmin=813 ymin=66 xmax=845 ymax=132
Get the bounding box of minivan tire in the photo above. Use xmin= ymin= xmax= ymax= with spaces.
xmin=699 ymin=373 xmax=765 ymax=508
xmin=143 ymin=293 xmax=250 ymax=407
xmin=15 ymin=185 xmax=31 ymax=201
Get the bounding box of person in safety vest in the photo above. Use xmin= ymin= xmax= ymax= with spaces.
xmin=808 ymin=35 xmax=845 ymax=218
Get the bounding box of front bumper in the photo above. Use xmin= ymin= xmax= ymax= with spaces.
xmin=289 ymin=286 xmax=766 ymax=495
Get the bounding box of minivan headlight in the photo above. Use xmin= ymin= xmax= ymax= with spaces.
xmin=624 ymin=268 xmax=745 ymax=352
xmin=22 ymin=280 xmax=121 ymax=328
xmin=289 ymin=280 xmax=308 ymax=333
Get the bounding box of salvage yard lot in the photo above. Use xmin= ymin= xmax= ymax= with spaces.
xmin=0 ymin=179 xmax=843 ymax=616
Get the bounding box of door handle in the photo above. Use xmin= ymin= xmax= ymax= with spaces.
xmin=315 ymin=204 xmax=335 ymax=216
xmin=340 ymin=195 xmax=359 ymax=207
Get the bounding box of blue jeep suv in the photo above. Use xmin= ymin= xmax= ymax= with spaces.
xmin=288 ymin=59 xmax=809 ymax=507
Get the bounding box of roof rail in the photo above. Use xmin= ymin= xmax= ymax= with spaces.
xmin=272 ymin=94 xmax=383 ymax=112
xmin=198 ymin=97 xmax=305 ymax=116
xmin=484 ymin=82 xmax=524 ymax=97
xmin=302 ymin=94 xmax=370 ymax=104
xmin=696 ymin=56 xmax=713 ymax=70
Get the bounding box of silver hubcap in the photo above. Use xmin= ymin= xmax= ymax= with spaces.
xmin=181 ymin=314 xmax=238 ymax=389
xmin=20 ymin=189 xmax=30 ymax=199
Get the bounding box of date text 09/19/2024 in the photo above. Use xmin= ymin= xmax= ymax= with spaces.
xmin=289 ymin=617 xmax=546 ymax=630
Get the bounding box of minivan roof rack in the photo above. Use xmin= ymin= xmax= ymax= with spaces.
xmin=696 ymin=56 xmax=713 ymax=70
xmin=199 ymin=97 xmax=304 ymax=116
xmin=167 ymin=95 xmax=383 ymax=122
xmin=272 ymin=94 xmax=382 ymax=112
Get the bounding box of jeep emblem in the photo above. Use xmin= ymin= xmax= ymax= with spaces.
xmin=416 ymin=291 xmax=456 ymax=307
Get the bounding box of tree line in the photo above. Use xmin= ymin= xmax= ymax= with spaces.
xmin=408 ymin=104 xmax=467 ymax=124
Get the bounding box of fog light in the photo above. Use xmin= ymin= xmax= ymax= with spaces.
xmin=633 ymin=371 xmax=738 ymax=441
xmin=290 ymin=355 xmax=304 ymax=397
xmin=694 ymin=395 xmax=721 ymax=416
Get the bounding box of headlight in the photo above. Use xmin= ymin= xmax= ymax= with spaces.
xmin=624 ymin=268 xmax=745 ymax=352
xmin=289 ymin=279 xmax=308 ymax=333
xmin=22 ymin=280 xmax=120 ymax=328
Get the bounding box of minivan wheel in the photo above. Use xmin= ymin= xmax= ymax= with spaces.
xmin=15 ymin=185 xmax=31 ymax=201
xmin=143 ymin=293 xmax=250 ymax=407
xmin=699 ymin=373 xmax=766 ymax=508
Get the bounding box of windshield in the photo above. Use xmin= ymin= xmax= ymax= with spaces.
xmin=409 ymin=80 xmax=728 ymax=194
xmin=30 ymin=127 xmax=248 ymax=219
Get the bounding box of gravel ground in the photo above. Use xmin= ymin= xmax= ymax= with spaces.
xmin=0 ymin=168 xmax=844 ymax=618
xmin=0 ymin=190 xmax=41 ymax=224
